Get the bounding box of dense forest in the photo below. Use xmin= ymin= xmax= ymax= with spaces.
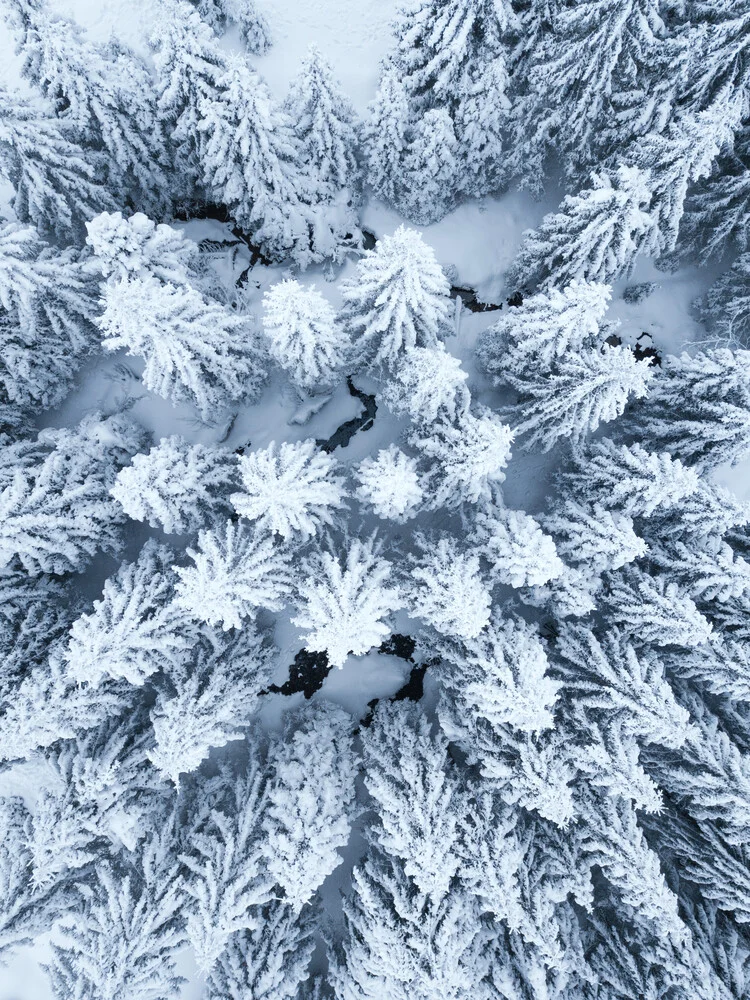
xmin=2 ymin=0 xmax=750 ymax=997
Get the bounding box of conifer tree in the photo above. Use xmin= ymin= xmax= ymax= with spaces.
xmin=381 ymin=345 xmax=470 ymax=424
xmin=355 ymin=445 xmax=423 ymax=523
xmin=86 ymin=212 xmax=199 ymax=285
xmin=506 ymin=166 xmax=655 ymax=292
xmin=0 ymin=87 xmax=116 ymax=242
xmin=174 ymin=521 xmax=293 ymax=631
xmin=454 ymin=55 xmax=510 ymax=198
xmin=407 ymin=533 xmax=491 ymax=640
xmin=545 ymin=499 xmax=647 ymax=573
xmin=402 ymin=109 xmax=458 ymax=225
xmin=361 ymin=59 xmax=410 ymax=207
xmin=696 ymin=253 xmax=750 ymax=348
xmin=197 ymin=56 xmax=308 ymax=263
xmin=263 ymin=703 xmax=356 ymax=910
xmin=262 ymin=280 xmax=350 ymax=392
xmin=292 ymin=535 xmax=400 ymax=667
xmin=338 ymin=226 xmax=452 ymax=370
xmin=111 ymin=436 xmax=238 ymax=535
xmin=602 ymin=566 xmax=713 ymax=648
xmin=224 ymin=0 xmax=272 ymax=53
xmin=231 ymin=439 xmax=347 ymax=541
xmin=99 ymin=275 xmax=266 ymax=418
xmin=505 ymin=344 xmax=654 ymax=452
xmin=682 ymin=0 xmax=750 ymax=112
xmin=469 ymin=502 xmax=564 ymax=588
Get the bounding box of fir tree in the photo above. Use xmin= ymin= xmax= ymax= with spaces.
xmin=261 ymin=280 xmax=349 ymax=392
xmin=407 ymin=533 xmax=491 ymax=640
xmin=602 ymin=566 xmax=713 ymax=647
xmin=402 ymin=109 xmax=458 ymax=225
xmin=263 ymin=703 xmax=356 ymax=910
xmin=696 ymin=252 xmax=750 ymax=348
xmin=99 ymin=275 xmax=266 ymax=418
xmin=545 ymin=499 xmax=647 ymax=574
xmin=86 ymin=212 xmax=199 ymax=285
xmin=292 ymin=535 xmax=400 ymax=667
xmin=469 ymin=502 xmax=564 ymax=588
xmin=111 ymin=436 xmax=238 ymax=535
xmin=355 ymin=445 xmax=423 ymax=523
xmin=224 ymin=0 xmax=272 ymax=53
xmin=362 ymin=59 xmax=410 ymax=207
xmin=381 ymin=345 xmax=470 ymax=424
xmin=231 ymin=439 xmax=347 ymax=541
xmin=338 ymin=226 xmax=452 ymax=370
xmin=174 ymin=521 xmax=293 ymax=631
xmin=505 ymin=166 xmax=655 ymax=292
xmin=454 ymin=55 xmax=510 ymax=199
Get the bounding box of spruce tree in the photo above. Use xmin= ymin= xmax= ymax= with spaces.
xmin=402 ymin=109 xmax=458 ymax=225
xmin=361 ymin=59 xmax=410 ymax=208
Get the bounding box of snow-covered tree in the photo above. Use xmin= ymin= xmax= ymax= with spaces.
xmin=454 ymin=55 xmax=510 ymax=199
xmin=647 ymin=535 xmax=750 ymax=604
xmin=338 ymin=226 xmax=452 ymax=370
xmin=560 ymin=438 xmax=700 ymax=519
xmin=0 ymin=415 xmax=139 ymax=576
xmin=47 ymin=863 xmax=184 ymax=1000
xmin=381 ymin=345 xmax=470 ymax=424
xmin=478 ymin=280 xmax=611 ymax=378
xmin=696 ymin=253 xmax=750 ymax=348
xmin=65 ymin=541 xmax=194 ymax=688
xmin=292 ymin=535 xmax=401 ymax=667
xmin=284 ymin=45 xmax=362 ymax=258
xmin=506 ymin=344 xmax=655 ymax=452
xmin=224 ymin=0 xmax=272 ymax=53
xmin=681 ymin=0 xmax=750 ymax=112
xmin=355 ymin=445 xmax=423 ymax=522
xmin=407 ymin=533 xmax=491 ymax=640
xmin=361 ymin=59 xmax=410 ymax=207
xmin=263 ymin=703 xmax=356 ymax=910
xmin=0 ymin=87 xmax=115 ymax=241
xmin=197 ymin=56 xmax=308 ymax=263
xmin=469 ymin=502 xmax=564 ymax=588
xmin=111 ymin=436 xmax=238 ymax=535
xmin=231 ymin=439 xmax=347 ymax=541
xmin=99 ymin=275 xmax=266 ymax=418
xmin=410 ymin=406 xmax=513 ymax=508
xmin=545 ymin=499 xmax=647 ymax=573
xmin=86 ymin=212 xmax=199 ymax=285
xmin=149 ymin=627 xmax=274 ymax=785
xmin=402 ymin=109 xmax=458 ymax=225
xmin=362 ymin=702 xmax=466 ymax=901
xmin=206 ymin=902 xmax=315 ymax=1000
xmin=505 ymin=166 xmax=655 ymax=292
xmin=602 ymin=566 xmax=713 ymax=647
xmin=174 ymin=521 xmax=292 ymax=630
xmin=261 ymin=280 xmax=349 ymax=392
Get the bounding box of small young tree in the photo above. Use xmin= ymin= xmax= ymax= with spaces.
xmin=65 ymin=540 xmax=194 ymax=688
xmin=469 ymin=502 xmax=564 ymax=588
xmin=99 ymin=275 xmax=266 ymax=418
xmin=174 ymin=521 xmax=293 ymax=631
xmin=111 ymin=436 xmax=238 ymax=535
xmin=292 ymin=535 xmax=401 ymax=667
xmin=381 ymin=345 xmax=470 ymax=424
xmin=506 ymin=166 xmax=655 ymax=292
xmin=338 ymin=226 xmax=452 ymax=370
xmin=231 ymin=439 xmax=347 ymax=541
xmin=261 ymin=280 xmax=349 ymax=393
xmin=86 ymin=212 xmax=199 ymax=285
xmin=407 ymin=533 xmax=491 ymax=640
xmin=506 ymin=344 xmax=654 ymax=452
xmin=197 ymin=56 xmax=308 ymax=263
xmin=355 ymin=445 xmax=423 ymax=522
xmin=264 ymin=703 xmax=356 ymax=910
xmin=402 ymin=109 xmax=458 ymax=225
xmin=410 ymin=406 xmax=513 ymax=507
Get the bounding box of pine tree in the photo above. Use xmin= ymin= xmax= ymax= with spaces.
xmin=381 ymin=345 xmax=470 ymax=424
xmin=86 ymin=212 xmax=199 ymax=285
xmin=262 ymin=280 xmax=349 ymax=392
xmin=361 ymin=59 xmax=410 ymax=207
xmin=292 ymin=535 xmax=400 ymax=667
xmin=454 ymin=55 xmax=510 ymax=199
xmin=197 ymin=56 xmax=308 ymax=263
xmin=0 ymin=416 xmax=139 ymax=576
xmin=338 ymin=226 xmax=452 ymax=370
xmin=174 ymin=521 xmax=293 ymax=631
xmin=469 ymin=502 xmax=564 ymax=588
xmin=362 ymin=702 xmax=465 ymax=902
xmin=505 ymin=344 xmax=655 ymax=452
xmin=410 ymin=406 xmax=514 ymax=507
xmin=231 ymin=439 xmax=347 ymax=541
xmin=696 ymin=252 xmax=750 ymax=348
xmin=111 ymin=436 xmax=238 ymax=535
xmin=284 ymin=45 xmax=362 ymax=258
xmin=206 ymin=902 xmax=315 ymax=1000
xmin=355 ymin=445 xmax=423 ymax=522
xmin=98 ymin=275 xmax=266 ymax=418
xmin=149 ymin=628 xmax=274 ymax=785
xmin=402 ymin=109 xmax=458 ymax=225
xmin=407 ymin=533 xmax=491 ymax=640
xmin=0 ymin=87 xmax=116 ymax=242
xmin=478 ymin=280 xmax=611 ymax=378
xmin=602 ymin=566 xmax=713 ymax=647
xmin=545 ymin=499 xmax=647 ymax=573
xmin=505 ymin=166 xmax=655 ymax=292
xmin=224 ymin=0 xmax=272 ymax=53
xmin=263 ymin=703 xmax=356 ymax=910
xmin=12 ymin=7 xmax=171 ymax=215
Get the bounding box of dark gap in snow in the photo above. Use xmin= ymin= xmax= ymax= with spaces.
xmin=317 ymin=376 xmax=377 ymax=452
xmin=173 ymin=202 xmax=272 ymax=266
xmin=267 ymin=648 xmax=332 ymax=699
xmin=451 ymin=285 xmax=502 ymax=313
xmin=361 ymin=229 xmax=378 ymax=250
xmin=633 ymin=331 xmax=662 ymax=367
xmin=377 ymin=633 xmax=416 ymax=661
xmin=506 ymin=290 xmax=525 ymax=307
